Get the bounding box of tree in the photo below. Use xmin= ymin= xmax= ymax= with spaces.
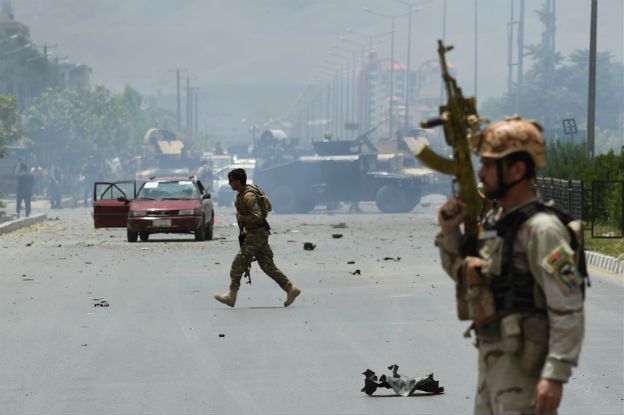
xmin=481 ymin=5 xmax=624 ymax=154
xmin=0 ymin=94 xmax=21 ymax=156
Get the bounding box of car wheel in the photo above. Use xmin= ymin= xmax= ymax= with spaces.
xmin=375 ymin=184 xmax=411 ymax=213
xmin=139 ymin=232 xmax=150 ymax=242
xmin=205 ymin=222 xmax=214 ymax=240
xmin=195 ymin=220 xmax=206 ymax=241
xmin=127 ymin=229 xmax=138 ymax=242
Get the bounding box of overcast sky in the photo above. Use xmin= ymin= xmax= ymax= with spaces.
xmin=12 ymin=0 xmax=624 ymax=125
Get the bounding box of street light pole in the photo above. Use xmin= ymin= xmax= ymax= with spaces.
xmin=389 ymin=16 xmax=395 ymax=139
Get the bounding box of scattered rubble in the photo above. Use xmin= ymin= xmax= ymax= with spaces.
xmin=350 ymin=269 xmax=361 ymax=276
xmin=331 ymin=222 xmax=348 ymax=229
xmin=332 ymin=233 xmax=343 ymax=239
xmin=383 ymin=256 xmax=401 ymax=261
xmin=303 ymin=242 xmax=316 ymax=251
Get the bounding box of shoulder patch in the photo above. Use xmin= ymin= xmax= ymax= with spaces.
xmin=541 ymin=243 xmax=582 ymax=292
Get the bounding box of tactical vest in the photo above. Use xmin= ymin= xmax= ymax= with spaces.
xmin=236 ymin=184 xmax=271 ymax=230
xmin=479 ymin=200 xmax=588 ymax=317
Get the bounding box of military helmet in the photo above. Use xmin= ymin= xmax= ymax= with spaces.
xmin=473 ymin=115 xmax=546 ymax=168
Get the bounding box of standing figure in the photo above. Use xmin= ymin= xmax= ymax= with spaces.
xmin=16 ymin=162 xmax=34 ymax=218
xmin=196 ymin=159 xmax=214 ymax=193
xmin=214 ymin=168 xmax=301 ymax=307
xmin=436 ymin=117 xmax=585 ymax=415
xmin=49 ymin=163 xmax=63 ymax=209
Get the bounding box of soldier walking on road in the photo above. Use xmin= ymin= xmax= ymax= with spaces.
xmin=436 ymin=117 xmax=585 ymax=415
xmin=214 ymin=168 xmax=301 ymax=308
xmin=16 ymin=162 xmax=34 ymax=218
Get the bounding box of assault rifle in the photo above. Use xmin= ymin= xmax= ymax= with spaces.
xmin=404 ymin=40 xmax=484 ymax=244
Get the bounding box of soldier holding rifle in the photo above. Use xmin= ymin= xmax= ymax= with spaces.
xmin=411 ymin=41 xmax=586 ymax=415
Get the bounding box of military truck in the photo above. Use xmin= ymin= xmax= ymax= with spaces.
xmin=253 ymin=133 xmax=435 ymax=214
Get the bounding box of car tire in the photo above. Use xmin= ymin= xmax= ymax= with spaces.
xmin=195 ymin=220 xmax=206 ymax=241
xmin=375 ymin=184 xmax=413 ymax=213
xmin=139 ymin=232 xmax=150 ymax=242
xmin=127 ymin=229 xmax=138 ymax=242
xmin=205 ymin=222 xmax=213 ymax=240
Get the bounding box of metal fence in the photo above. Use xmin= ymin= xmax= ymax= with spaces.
xmin=535 ymin=177 xmax=584 ymax=220
xmin=535 ymin=177 xmax=624 ymax=239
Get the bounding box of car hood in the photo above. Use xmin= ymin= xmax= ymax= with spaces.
xmin=130 ymin=199 xmax=201 ymax=211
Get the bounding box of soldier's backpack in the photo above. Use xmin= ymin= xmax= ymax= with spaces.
xmin=244 ymin=184 xmax=272 ymax=219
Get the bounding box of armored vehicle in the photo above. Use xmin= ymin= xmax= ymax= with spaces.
xmin=253 ymin=133 xmax=434 ymax=214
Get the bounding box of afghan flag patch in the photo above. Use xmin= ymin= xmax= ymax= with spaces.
xmin=541 ymin=243 xmax=583 ymax=292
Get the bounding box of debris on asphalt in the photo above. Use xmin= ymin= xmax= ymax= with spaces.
xmin=350 ymin=269 xmax=361 ymax=276
xmin=303 ymin=242 xmax=316 ymax=251
xmin=93 ymin=299 xmax=109 ymax=307
xmin=331 ymin=222 xmax=348 ymax=229
xmin=25 ymin=242 xmax=33 ymax=247
xmin=347 ymin=261 xmax=355 ymax=264
xmin=218 ymin=333 xmax=225 ymax=338
xmin=361 ymin=365 xmax=444 ymax=397
xmin=383 ymin=256 xmax=401 ymax=261
xmin=332 ymin=233 xmax=343 ymax=239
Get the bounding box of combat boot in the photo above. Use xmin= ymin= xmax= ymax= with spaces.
xmin=214 ymin=289 xmax=238 ymax=307
xmin=284 ymin=286 xmax=301 ymax=307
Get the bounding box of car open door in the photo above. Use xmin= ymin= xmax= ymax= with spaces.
xmin=93 ymin=181 xmax=136 ymax=228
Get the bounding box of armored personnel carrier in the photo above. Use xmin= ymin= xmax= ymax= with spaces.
xmin=253 ymin=131 xmax=435 ymax=214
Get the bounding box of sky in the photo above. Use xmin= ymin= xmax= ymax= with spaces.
xmin=10 ymin=0 xmax=624 ymax=135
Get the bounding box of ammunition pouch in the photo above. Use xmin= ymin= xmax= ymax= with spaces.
xmin=518 ymin=314 xmax=549 ymax=376
xmin=456 ymin=257 xmax=496 ymax=327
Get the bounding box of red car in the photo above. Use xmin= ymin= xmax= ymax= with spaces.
xmin=92 ymin=177 xmax=214 ymax=242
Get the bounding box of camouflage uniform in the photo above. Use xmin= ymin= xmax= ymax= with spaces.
xmin=229 ymin=185 xmax=293 ymax=292
xmin=437 ymin=118 xmax=584 ymax=414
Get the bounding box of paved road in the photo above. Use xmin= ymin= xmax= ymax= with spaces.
xmin=0 ymin=200 xmax=622 ymax=414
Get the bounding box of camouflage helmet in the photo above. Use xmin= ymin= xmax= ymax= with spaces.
xmin=473 ymin=115 xmax=546 ymax=168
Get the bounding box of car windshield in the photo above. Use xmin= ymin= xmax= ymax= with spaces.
xmin=137 ymin=180 xmax=199 ymax=200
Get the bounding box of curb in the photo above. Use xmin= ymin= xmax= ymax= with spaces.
xmin=0 ymin=214 xmax=47 ymax=235
xmin=585 ymin=250 xmax=624 ymax=276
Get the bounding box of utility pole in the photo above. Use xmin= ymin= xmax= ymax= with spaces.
xmin=194 ymin=88 xmax=199 ymax=137
xmin=169 ymin=68 xmax=187 ymax=129
xmin=516 ymin=0 xmax=525 ymax=114
xmin=587 ymin=0 xmax=597 ymax=160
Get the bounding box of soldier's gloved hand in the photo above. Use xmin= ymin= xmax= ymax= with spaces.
xmin=438 ymin=197 xmax=468 ymax=235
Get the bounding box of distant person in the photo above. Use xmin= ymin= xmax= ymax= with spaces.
xmin=49 ymin=164 xmax=63 ymax=209
xmin=80 ymin=156 xmax=98 ymax=207
xmin=214 ymin=168 xmax=301 ymax=308
xmin=16 ymin=163 xmax=34 ymax=218
xmin=196 ymin=160 xmax=214 ymax=193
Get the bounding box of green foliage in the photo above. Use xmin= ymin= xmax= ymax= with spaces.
xmin=480 ymin=5 xmax=624 ymax=155
xmin=0 ymin=94 xmax=22 ymax=155
xmin=0 ymin=34 xmax=60 ymax=103
xmin=24 ymin=86 xmax=170 ymax=166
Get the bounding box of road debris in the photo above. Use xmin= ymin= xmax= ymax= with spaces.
xmin=331 ymin=222 xmax=348 ymax=229
xmin=93 ymin=299 xmax=109 ymax=307
xmin=350 ymin=269 xmax=361 ymax=276
xmin=347 ymin=261 xmax=355 ymax=264
xmin=218 ymin=333 xmax=225 ymax=338
xmin=332 ymin=233 xmax=343 ymax=239
xmin=303 ymin=242 xmax=316 ymax=251
xmin=383 ymin=256 xmax=401 ymax=261
xmin=361 ymin=365 xmax=444 ymax=396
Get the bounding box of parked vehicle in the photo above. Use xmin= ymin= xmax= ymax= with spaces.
xmin=92 ymin=177 xmax=214 ymax=242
